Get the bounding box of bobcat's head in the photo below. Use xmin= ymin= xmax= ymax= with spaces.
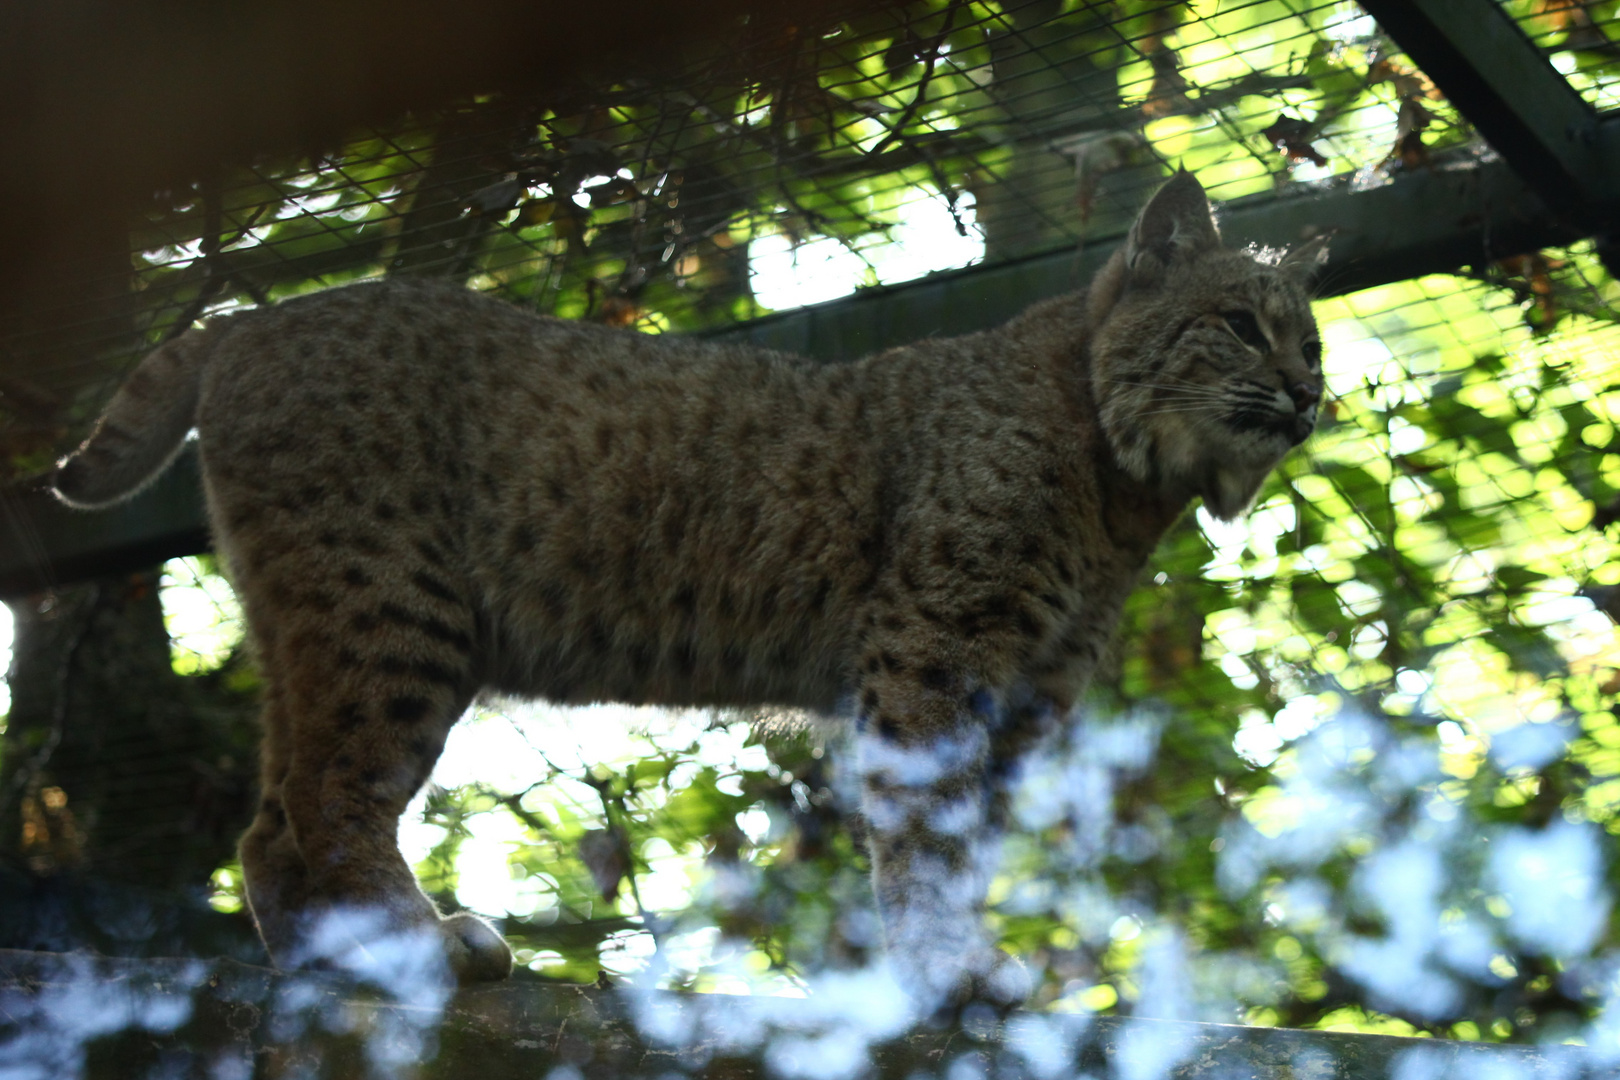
xmin=1087 ymin=170 xmax=1323 ymax=520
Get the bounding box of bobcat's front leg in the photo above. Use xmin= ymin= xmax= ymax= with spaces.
xmin=854 ymin=654 xmax=1030 ymax=1010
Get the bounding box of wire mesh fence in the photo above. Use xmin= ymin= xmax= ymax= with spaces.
xmin=0 ymin=0 xmax=1489 ymax=481
xmin=1501 ymin=0 xmax=1620 ymax=110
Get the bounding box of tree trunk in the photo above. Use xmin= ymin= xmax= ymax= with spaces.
xmin=0 ymin=571 xmax=261 ymax=953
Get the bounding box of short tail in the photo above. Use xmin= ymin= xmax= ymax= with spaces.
xmin=53 ymin=323 xmax=226 ymax=509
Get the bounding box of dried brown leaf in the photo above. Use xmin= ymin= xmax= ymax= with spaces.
xmin=1261 ymin=115 xmax=1327 ymax=167
xmin=1537 ymin=0 xmax=1620 ymax=54
xmin=597 ymin=296 xmax=642 ymax=328
xmin=1368 ymin=58 xmax=1442 ymax=101
xmin=1494 ymin=252 xmax=1567 ymax=329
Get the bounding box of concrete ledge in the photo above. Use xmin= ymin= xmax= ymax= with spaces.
xmin=0 ymin=948 xmax=1574 ymax=1080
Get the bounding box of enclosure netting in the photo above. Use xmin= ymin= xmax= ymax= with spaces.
xmin=0 ymin=0 xmax=1487 ymax=475
xmin=8 ymin=0 xmax=1620 ymax=1056
xmin=1503 ymin=0 xmax=1620 ymax=110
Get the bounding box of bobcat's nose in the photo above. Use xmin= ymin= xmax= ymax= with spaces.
xmin=1288 ymin=380 xmax=1319 ymax=413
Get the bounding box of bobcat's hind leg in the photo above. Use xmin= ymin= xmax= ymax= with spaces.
xmin=240 ymin=618 xmax=510 ymax=987
xmin=854 ymin=648 xmax=1031 ymax=1012
xmin=240 ymin=681 xmax=316 ymax=961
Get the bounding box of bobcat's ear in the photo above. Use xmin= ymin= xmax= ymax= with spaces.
xmin=1124 ymin=169 xmax=1220 ymax=285
xmin=1279 ymin=234 xmax=1330 ymax=285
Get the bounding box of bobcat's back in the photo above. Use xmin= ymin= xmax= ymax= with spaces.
xmin=192 ymin=279 xmax=931 ymax=713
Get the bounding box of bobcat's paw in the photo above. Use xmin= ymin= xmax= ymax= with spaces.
xmin=441 ymin=911 xmax=514 ymax=984
xmin=965 ymin=948 xmax=1032 ymax=1009
xmin=902 ymin=945 xmax=1032 ymax=1019
xmin=271 ymin=901 xmax=505 ymax=989
xmin=281 ymin=903 xmax=447 ymax=983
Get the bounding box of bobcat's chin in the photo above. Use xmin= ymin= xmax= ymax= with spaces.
xmin=1202 ymin=426 xmax=1305 ymax=520
xmin=1200 ymin=463 xmax=1271 ymax=521
xmin=1134 ymin=412 xmax=1299 ymax=521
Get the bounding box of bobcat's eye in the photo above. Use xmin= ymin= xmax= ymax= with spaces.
xmin=1302 ymin=339 xmax=1322 ymax=369
xmin=1221 ymin=310 xmax=1268 ymax=351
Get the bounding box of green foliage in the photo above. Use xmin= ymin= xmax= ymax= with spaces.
xmin=1500 ymin=0 xmax=1620 ymax=110
xmin=160 ymin=556 xmax=247 ymax=676
xmin=120 ymin=0 xmax=1487 ymax=349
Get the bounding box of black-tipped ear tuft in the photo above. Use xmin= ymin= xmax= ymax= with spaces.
xmin=1123 ymin=170 xmax=1220 ymax=285
xmin=1279 ymin=233 xmax=1331 ymax=284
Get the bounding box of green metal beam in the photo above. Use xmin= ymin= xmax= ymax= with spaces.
xmin=0 ymin=158 xmax=1590 ymax=598
xmin=1 ymin=448 xmax=207 ymax=599
xmin=718 ymin=157 xmax=1585 ymax=358
xmin=1359 ymin=0 xmax=1620 ymax=223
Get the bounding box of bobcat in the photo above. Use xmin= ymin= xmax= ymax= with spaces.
xmin=54 ymin=171 xmax=1322 ymax=1006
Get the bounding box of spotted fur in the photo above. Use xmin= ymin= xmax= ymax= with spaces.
xmin=54 ymin=172 xmax=1322 ymax=1004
